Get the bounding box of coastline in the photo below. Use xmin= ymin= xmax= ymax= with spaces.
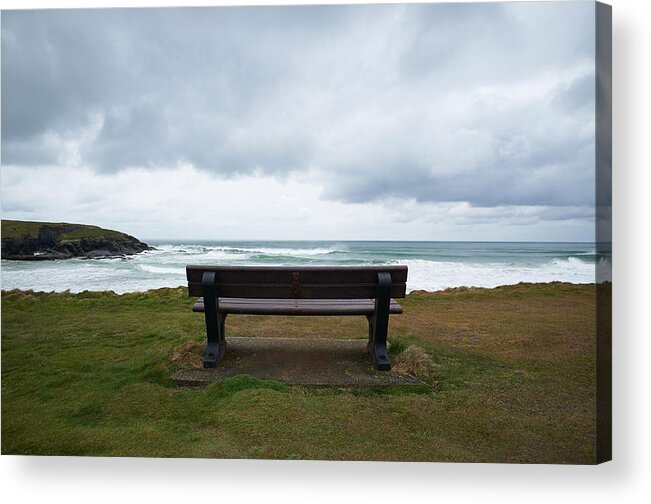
xmin=0 ymin=279 xmax=601 ymax=296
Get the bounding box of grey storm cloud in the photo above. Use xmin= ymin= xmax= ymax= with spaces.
xmin=2 ymin=2 xmax=596 ymax=208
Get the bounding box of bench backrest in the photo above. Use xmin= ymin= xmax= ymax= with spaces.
xmin=186 ymin=265 xmax=408 ymax=299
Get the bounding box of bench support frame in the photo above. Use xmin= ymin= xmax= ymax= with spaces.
xmin=198 ymin=270 xmax=395 ymax=370
xmin=367 ymin=272 xmax=392 ymax=371
xmin=201 ymin=271 xmax=226 ymax=368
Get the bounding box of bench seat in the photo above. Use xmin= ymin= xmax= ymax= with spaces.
xmin=192 ymin=297 xmax=404 ymax=316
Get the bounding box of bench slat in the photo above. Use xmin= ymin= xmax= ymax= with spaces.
xmin=186 ymin=265 xmax=408 ymax=285
xmin=187 ymin=281 xmax=406 ymax=299
xmin=192 ymin=297 xmax=404 ymax=316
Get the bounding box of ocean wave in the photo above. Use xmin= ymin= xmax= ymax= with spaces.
xmin=149 ymin=245 xmax=250 ymax=261
xmin=390 ymin=257 xmax=595 ymax=293
xmin=574 ymin=249 xmax=597 ymax=256
xmin=138 ymin=265 xmax=186 ymax=275
xmin=152 ymin=244 xmax=339 ymax=258
xmin=229 ymin=246 xmax=338 ymax=257
xmin=596 ymin=256 xmax=612 ymax=282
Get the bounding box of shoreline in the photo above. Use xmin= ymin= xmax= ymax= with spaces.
xmin=0 ymin=280 xmax=604 ymax=297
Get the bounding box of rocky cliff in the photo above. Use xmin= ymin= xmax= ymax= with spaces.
xmin=2 ymin=220 xmax=153 ymax=260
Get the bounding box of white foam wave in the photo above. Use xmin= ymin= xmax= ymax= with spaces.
xmin=145 ymin=245 xmax=249 ymax=262
xmin=151 ymin=244 xmax=337 ymax=258
xmin=202 ymin=250 xmax=250 ymax=261
xmin=394 ymin=257 xmax=596 ymax=293
xmin=138 ymin=265 xmax=186 ymax=275
xmin=229 ymin=246 xmax=337 ymax=257
xmin=596 ymin=257 xmax=612 ymax=282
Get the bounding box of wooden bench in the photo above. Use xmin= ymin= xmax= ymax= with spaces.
xmin=186 ymin=265 xmax=408 ymax=371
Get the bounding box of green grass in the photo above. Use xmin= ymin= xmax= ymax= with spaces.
xmin=2 ymin=219 xmax=124 ymax=240
xmin=1 ymin=283 xmax=601 ymax=463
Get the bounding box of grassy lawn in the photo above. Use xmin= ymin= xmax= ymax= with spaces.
xmin=1 ymin=283 xmax=599 ymax=463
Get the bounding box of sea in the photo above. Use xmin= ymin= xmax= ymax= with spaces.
xmin=0 ymin=240 xmax=608 ymax=294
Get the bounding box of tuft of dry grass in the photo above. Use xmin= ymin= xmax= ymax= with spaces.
xmin=170 ymin=340 xmax=204 ymax=369
xmin=393 ymin=345 xmax=435 ymax=381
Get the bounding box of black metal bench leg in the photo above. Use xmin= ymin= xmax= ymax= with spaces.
xmin=370 ymin=272 xmax=392 ymax=371
xmin=366 ymin=315 xmax=374 ymax=353
xmin=202 ymin=271 xmax=226 ymax=368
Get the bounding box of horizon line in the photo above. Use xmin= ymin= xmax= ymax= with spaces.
xmin=141 ymin=238 xmax=599 ymax=244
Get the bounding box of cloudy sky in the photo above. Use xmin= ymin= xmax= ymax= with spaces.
xmin=1 ymin=2 xmax=597 ymax=241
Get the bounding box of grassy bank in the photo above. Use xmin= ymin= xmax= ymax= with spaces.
xmin=1 ymin=283 xmax=599 ymax=463
xmin=2 ymin=220 xmax=124 ymax=240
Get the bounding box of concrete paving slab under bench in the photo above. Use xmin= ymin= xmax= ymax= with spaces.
xmin=172 ymin=337 xmax=425 ymax=387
